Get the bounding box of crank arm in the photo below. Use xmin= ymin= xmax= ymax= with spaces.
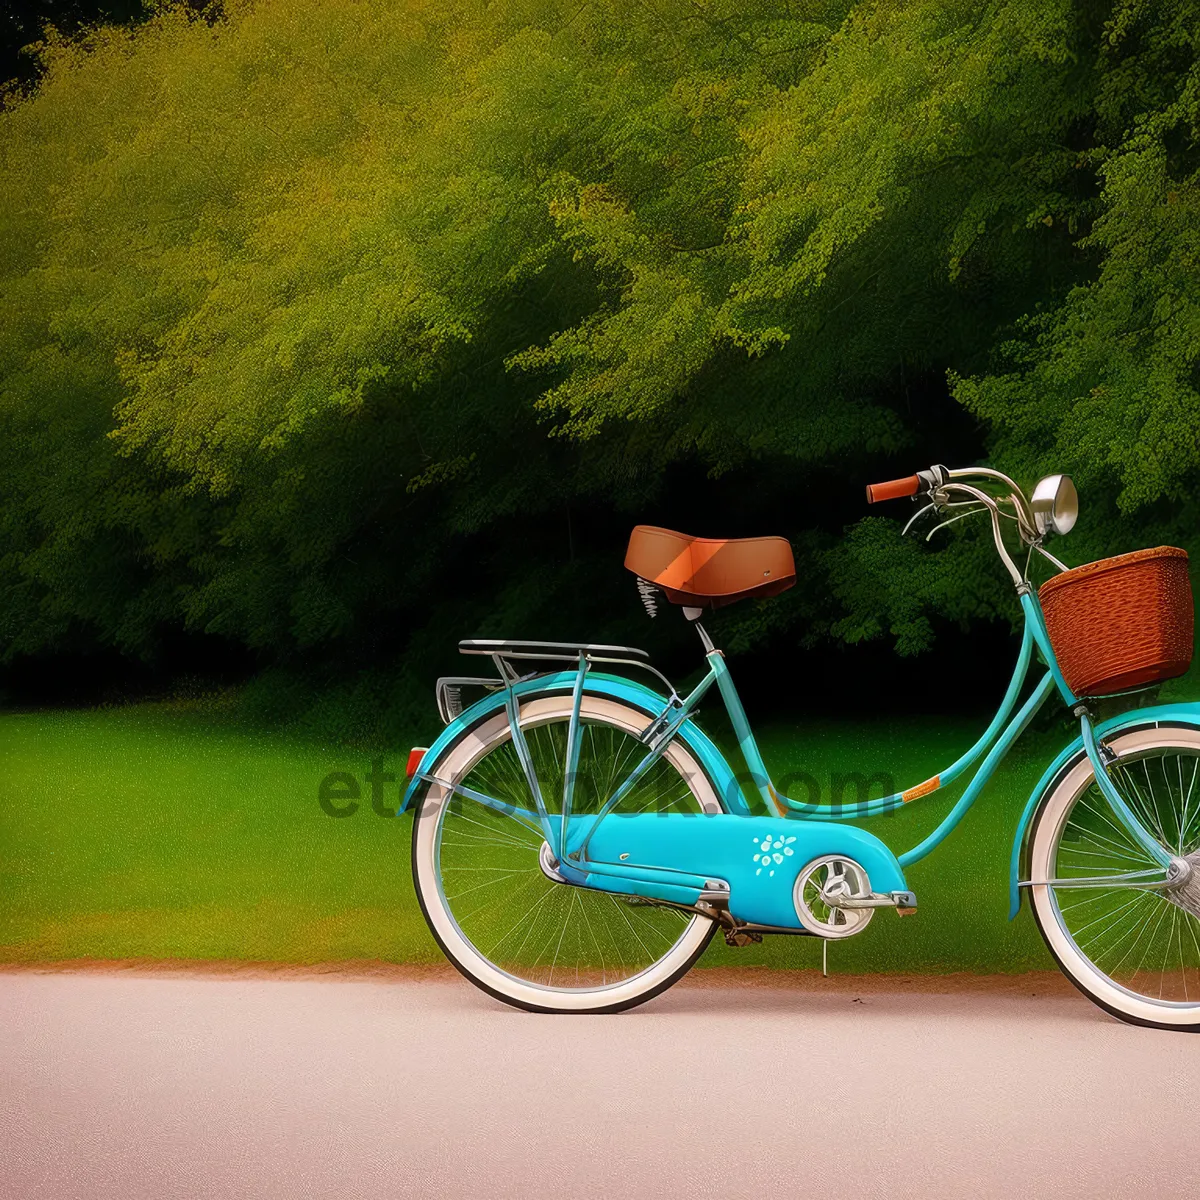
xmin=818 ymin=889 xmax=918 ymax=911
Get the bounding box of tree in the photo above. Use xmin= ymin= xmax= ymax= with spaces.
xmin=1 ymin=0 xmax=1197 ymax=725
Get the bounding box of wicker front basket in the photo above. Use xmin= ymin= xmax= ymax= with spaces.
xmin=1038 ymin=547 xmax=1194 ymax=697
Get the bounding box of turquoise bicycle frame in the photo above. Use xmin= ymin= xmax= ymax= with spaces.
xmin=400 ymin=591 xmax=1193 ymax=934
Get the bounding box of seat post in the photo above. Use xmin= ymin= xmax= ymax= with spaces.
xmin=682 ymin=606 xmax=716 ymax=653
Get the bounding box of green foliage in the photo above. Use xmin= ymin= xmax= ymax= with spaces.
xmin=2 ymin=0 xmax=1199 ymax=692
xmin=956 ymin=2 xmax=1200 ymax=518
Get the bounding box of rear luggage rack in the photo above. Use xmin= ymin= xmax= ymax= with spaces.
xmin=454 ymin=639 xmax=678 ymax=706
xmin=458 ymin=639 xmax=650 ymax=663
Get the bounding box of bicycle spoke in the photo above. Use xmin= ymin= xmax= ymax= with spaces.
xmin=1051 ymin=746 xmax=1200 ymax=1006
xmin=431 ymin=711 xmax=716 ymax=992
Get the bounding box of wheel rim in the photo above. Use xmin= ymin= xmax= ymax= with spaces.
xmin=415 ymin=696 xmax=721 ymax=1008
xmin=1038 ymin=731 xmax=1200 ymax=1016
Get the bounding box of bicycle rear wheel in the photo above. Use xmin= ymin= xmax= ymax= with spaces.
xmin=412 ymin=693 xmax=726 ymax=1013
xmin=1029 ymin=725 xmax=1200 ymax=1030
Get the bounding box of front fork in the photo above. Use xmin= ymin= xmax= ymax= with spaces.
xmin=1075 ymin=707 xmax=1196 ymax=893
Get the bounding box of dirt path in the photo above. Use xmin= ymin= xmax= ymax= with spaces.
xmin=0 ymin=956 xmax=1079 ymax=993
xmin=2 ymin=967 xmax=1193 ymax=1199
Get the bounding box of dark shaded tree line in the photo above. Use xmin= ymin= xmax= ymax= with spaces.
xmin=1 ymin=0 xmax=1198 ymax=729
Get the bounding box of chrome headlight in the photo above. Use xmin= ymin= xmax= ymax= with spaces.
xmin=1030 ymin=474 xmax=1078 ymax=536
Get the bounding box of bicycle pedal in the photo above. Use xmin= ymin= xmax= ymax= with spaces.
xmin=723 ymin=929 xmax=763 ymax=948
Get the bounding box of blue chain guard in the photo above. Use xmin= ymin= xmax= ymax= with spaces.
xmin=568 ymin=813 xmax=908 ymax=930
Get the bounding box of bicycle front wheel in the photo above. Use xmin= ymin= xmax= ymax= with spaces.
xmin=1029 ymin=724 xmax=1200 ymax=1030
xmin=412 ymin=692 xmax=726 ymax=1013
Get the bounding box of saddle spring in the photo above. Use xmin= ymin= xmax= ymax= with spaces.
xmin=635 ymin=577 xmax=662 ymax=618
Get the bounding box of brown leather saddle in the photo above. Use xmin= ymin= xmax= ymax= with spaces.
xmin=625 ymin=525 xmax=796 ymax=610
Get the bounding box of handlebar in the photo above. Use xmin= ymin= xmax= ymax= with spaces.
xmin=863 ymin=463 xmax=1039 ymax=588
xmin=865 ymin=475 xmax=921 ymax=504
xmin=865 ymin=465 xmax=948 ymax=504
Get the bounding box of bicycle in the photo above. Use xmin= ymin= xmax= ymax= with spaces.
xmin=400 ymin=464 xmax=1200 ymax=1028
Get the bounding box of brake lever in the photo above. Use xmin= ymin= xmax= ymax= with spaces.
xmin=925 ymin=506 xmax=986 ymax=541
xmin=901 ymin=494 xmax=983 ymax=538
xmin=901 ymin=501 xmax=937 ymax=537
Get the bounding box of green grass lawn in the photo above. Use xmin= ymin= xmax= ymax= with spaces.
xmin=0 ymin=699 xmax=1071 ymax=974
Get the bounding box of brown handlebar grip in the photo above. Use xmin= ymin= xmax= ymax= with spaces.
xmin=865 ymin=475 xmax=921 ymax=503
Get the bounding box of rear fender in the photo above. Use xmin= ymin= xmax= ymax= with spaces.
xmin=398 ymin=671 xmax=750 ymax=816
xmin=1008 ymin=701 xmax=1200 ymax=918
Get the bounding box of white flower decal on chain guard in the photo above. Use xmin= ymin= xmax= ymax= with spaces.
xmin=752 ymin=834 xmax=796 ymax=878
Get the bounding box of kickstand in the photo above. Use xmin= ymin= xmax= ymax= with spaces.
xmin=822 ymin=939 xmax=828 ymax=978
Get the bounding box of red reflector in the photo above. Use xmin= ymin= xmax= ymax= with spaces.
xmin=406 ymin=747 xmax=429 ymax=779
